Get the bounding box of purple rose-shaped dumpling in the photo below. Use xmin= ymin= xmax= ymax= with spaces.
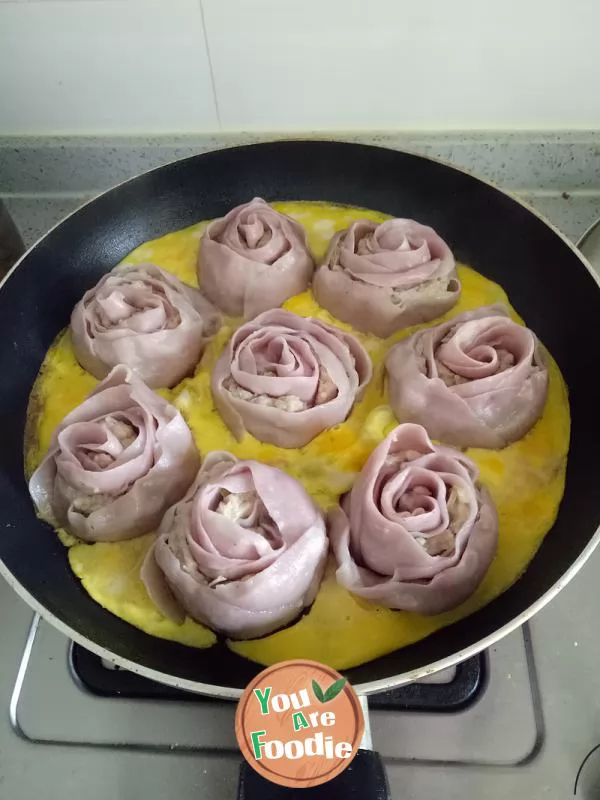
xmin=313 ymin=218 xmax=460 ymax=338
xmin=330 ymin=423 xmax=498 ymax=615
xmin=29 ymin=365 xmax=200 ymax=542
xmin=71 ymin=263 xmax=221 ymax=389
xmin=385 ymin=305 xmax=549 ymax=448
xmin=211 ymin=309 xmax=372 ymax=448
xmin=199 ymin=197 xmax=314 ymax=318
xmin=141 ymin=452 xmax=328 ymax=639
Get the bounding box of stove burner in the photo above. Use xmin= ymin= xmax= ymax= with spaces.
xmin=69 ymin=643 xmax=486 ymax=712
xmin=13 ymin=617 xmax=538 ymax=764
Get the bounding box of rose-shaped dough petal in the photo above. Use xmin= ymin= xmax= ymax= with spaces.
xmin=71 ymin=263 xmax=221 ymax=389
xmin=386 ymin=305 xmax=549 ymax=448
xmin=313 ymin=218 xmax=460 ymax=337
xmin=199 ymin=197 xmax=314 ymax=318
xmin=29 ymin=365 xmax=200 ymax=542
xmin=330 ymin=423 xmax=498 ymax=615
xmin=141 ymin=452 xmax=328 ymax=639
xmin=212 ymin=309 xmax=372 ymax=448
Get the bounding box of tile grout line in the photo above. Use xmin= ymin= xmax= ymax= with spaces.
xmin=197 ymin=0 xmax=222 ymax=131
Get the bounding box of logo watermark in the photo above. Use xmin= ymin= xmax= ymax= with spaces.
xmin=235 ymin=659 xmax=364 ymax=788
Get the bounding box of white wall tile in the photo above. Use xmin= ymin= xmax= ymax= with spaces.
xmin=0 ymin=0 xmax=218 ymax=133
xmin=202 ymin=0 xmax=600 ymax=130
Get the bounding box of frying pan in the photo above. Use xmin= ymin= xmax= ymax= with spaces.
xmin=1 ymin=140 xmax=600 ymax=705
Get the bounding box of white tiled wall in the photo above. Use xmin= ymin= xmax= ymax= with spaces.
xmin=203 ymin=0 xmax=600 ymax=131
xmin=0 ymin=0 xmax=217 ymax=133
xmin=0 ymin=0 xmax=599 ymax=133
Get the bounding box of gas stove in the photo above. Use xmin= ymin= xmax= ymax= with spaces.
xmin=11 ymin=611 xmax=538 ymax=769
xmin=16 ymin=616 xmax=530 ymax=763
xmin=2 ymin=548 xmax=600 ymax=800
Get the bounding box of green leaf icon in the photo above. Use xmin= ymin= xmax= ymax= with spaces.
xmin=312 ymin=677 xmax=346 ymax=703
xmin=323 ymin=678 xmax=347 ymax=702
xmin=312 ymin=679 xmax=325 ymax=703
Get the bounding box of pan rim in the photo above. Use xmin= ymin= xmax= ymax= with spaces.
xmin=1 ymin=138 xmax=599 ymax=699
xmin=576 ymin=214 xmax=600 ymax=255
xmin=3 ymin=521 xmax=600 ymax=699
xmin=2 ymin=137 xmax=600 ymax=293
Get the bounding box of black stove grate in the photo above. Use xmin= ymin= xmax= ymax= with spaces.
xmin=70 ymin=644 xmax=486 ymax=713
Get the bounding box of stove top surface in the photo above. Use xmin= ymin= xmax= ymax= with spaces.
xmin=10 ymin=611 xmax=538 ymax=769
xmin=4 ymin=552 xmax=600 ymax=800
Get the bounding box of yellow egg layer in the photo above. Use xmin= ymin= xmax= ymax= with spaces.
xmin=25 ymin=201 xmax=569 ymax=668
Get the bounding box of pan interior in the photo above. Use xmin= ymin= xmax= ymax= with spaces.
xmin=1 ymin=140 xmax=599 ymax=693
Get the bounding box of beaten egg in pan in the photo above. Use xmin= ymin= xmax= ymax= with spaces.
xmin=25 ymin=202 xmax=569 ymax=670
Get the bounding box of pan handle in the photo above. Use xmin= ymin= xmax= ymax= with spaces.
xmin=236 ymin=749 xmax=390 ymax=799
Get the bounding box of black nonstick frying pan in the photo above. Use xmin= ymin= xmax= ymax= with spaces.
xmin=1 ymin=140 xmax=600 ymax=710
